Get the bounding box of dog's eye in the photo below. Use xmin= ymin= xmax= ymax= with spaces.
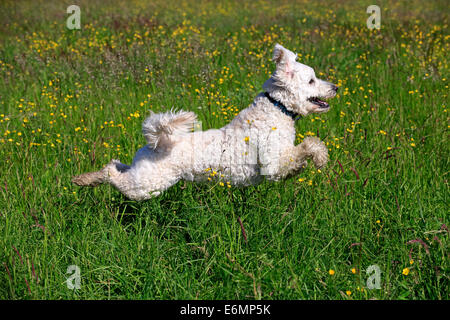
xmin=309 ymin=79 xmax=315 ymax=85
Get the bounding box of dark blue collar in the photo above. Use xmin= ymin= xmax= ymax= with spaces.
xmin=264 ymin=92 xmax=301 ymax=121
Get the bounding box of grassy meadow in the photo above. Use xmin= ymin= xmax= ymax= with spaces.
xmin=0 ymin=0 xmax=448 ymax=299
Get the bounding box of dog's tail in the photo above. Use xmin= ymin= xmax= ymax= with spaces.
xmin=142 ymin=109 xmax=197 ymax=150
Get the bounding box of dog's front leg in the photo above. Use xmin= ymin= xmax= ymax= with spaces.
xmin=277 ymin=137 xmax=328 ymax=179
xmin=296 ymin=136 xmax=329 ymax=168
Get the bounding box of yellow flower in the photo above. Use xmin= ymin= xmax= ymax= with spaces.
xmin=329 ymin=269 xmax=335 ymax=275
xmin=409 ymin=259 xmax=414 ymax=265
xmin=411 ymin=143 xmax=416 ymax=147
xmin=351 ymin=268 xmax=356 ymax=274
xmin=346 ymin=290 xmax=352 ymax=296
xmin=244 ymin=136 xmax=249 ymax=142
xmin=402 ymin=268 xmax=410 ymax=275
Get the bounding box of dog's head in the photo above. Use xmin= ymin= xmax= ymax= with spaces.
xmin=263 ymin=44 xmax=338 ymax=116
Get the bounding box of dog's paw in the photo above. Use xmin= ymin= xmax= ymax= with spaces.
xmin=71 ymin=174 xmax=85 ymax=186
xmin=312 ymin=147 xmax=328 ymax=168
xmin=302 ymin=137 xmax=328 ymax=168
xmin=71 ymin=172 xmax=102 ymax=187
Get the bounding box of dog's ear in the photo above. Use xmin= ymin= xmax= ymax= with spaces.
xmin=273 ymin=44 xmax=296 ymax=78
xmin=272 ymin=44 xmax=286 ymax=64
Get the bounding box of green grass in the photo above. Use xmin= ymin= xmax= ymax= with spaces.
xmin=0 ymin=0 xmax=448 ymax=299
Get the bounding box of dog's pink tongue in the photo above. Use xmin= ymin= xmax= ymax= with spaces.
xmin=318 ymin=99 xmax=329 ymax=108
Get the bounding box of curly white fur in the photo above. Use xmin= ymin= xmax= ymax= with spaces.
xmin=72 ymin=44 xmax=338 ymax=201
xmin=142 ymin=109 xmax=198 ymax=149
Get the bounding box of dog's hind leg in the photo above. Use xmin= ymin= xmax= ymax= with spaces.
xmin=72 ymin=159 xmax=177 ymax=201
xmin=73 ymin=159 xmax=139 ymax=197
xmin=71 ymin=168 xmax=108 ymax=187
xmin=72 ymin=159 xmax=129 ymax=187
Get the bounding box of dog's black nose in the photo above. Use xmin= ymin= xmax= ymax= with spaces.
xmin=332 ymin=85 xmax=339 ymax=92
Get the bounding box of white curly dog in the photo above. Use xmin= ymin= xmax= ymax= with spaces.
xmin=72 ymin=44 xmax=338 ymax=200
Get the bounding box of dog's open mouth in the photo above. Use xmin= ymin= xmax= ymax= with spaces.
xmin=308 ymin=97 xmax=329 ymax=109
